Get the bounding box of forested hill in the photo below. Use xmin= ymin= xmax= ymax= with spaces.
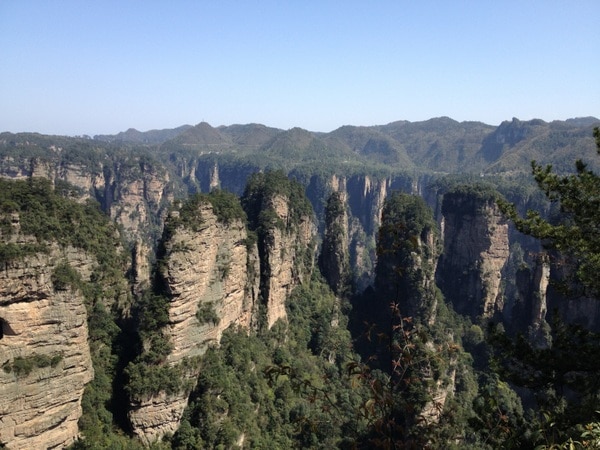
xmin=95 ymin=116 xmax=600 ymax=174
xmin=2 ymin=117 xmax=598 ymax=186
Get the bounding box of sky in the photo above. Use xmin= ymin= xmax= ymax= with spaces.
xmin=1 ymin=1 xmax=599 ymax=136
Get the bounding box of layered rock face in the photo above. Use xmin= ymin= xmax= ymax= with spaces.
xmin=259 ymin=194 xmax=315 ymax=328
xmin=101 ymin=161 xmax=172 ymax=242
xmin=1 ymin=154 xmax=172 ymax=246
xmin=437 ymin=191 xmax=509 ymax=320
xmin=0 ymin=244 xmax=94 ymax=449
xmin=128 ymin=202 xmax=259 ymax=443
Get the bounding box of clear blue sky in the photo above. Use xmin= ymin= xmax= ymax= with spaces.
xmin=1 ymin=1 xmax=598 ymax=136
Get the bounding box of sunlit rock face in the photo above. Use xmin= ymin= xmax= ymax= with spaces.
xmin=0 ymin=244 xmax=95 ymax=450
xmin=259 ymin=194 xmax=316 ymax=328
xmin=437 ymin=191 xmax=509 ymax=321
xmin=128 ymin=202 xmax=259 ymax=444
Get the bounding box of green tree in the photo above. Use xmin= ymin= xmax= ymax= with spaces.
xmin=498 ymin=127 xmax=600 ymax=297
xmin=494 ymin=127 xmax=600 ymax=448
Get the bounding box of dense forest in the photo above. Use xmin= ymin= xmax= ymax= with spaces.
xmin=0 ymin=118 xmax=599 ymax=449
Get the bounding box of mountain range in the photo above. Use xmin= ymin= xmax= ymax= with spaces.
xmin=92 ymin=116 xmax=600 ymax=174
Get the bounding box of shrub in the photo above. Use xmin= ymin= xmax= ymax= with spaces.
xmin=197 ymin=302 xmax=220 ymax=326
xmin=51 ymin=261 xmax=82 ymax=291
xmin=2 ymin=353 xmax=63 ymax=377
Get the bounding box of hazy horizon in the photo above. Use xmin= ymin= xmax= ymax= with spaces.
xmin=7 ymin=114 xmax=597 ymax=140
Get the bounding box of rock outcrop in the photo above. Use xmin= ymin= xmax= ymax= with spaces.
xmin=369 ymin=192 xmax=456 ymax=426
xmin=437 ymin=189 xmax=509 ymax=320
xmin=319 ymin=191 xmax=350 ymax=296
xmin=128 ymin=201 xmax=259 ymax=443
xmin=101 ymin=160 xmax=172 ymax=242
xmin=242 ymin=172 xmax=317 ymax=329
xmin=374 ymin=193 xmax=440 ymax=323
xmin=128 ymin=175 xmax=318 ymax=443
xmin=0 ymin=151 xmax=172 ymax=247
xmin=0 ymin=244 xmax=94 ymax=449
xmin=259 ymin=194 xmax=315 ymax=328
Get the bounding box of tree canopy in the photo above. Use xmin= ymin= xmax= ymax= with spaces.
xmin=499 ymin=127 xmax=600 ymax=297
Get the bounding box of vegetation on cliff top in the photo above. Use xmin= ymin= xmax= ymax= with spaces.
xmin=168 ymin=189 xmax=246 ymax=233
xmin=0 ymin=178 xmax=125 ymax=267
xmin=242 ymin=170 xmax=313 ymax=233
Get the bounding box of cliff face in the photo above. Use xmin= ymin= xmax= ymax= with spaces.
xmin=100 ymin=160 xmax=172 ymax=242
xmin=1 ymin=155 xmax=172 ymax=299
xmin=509 ymin=254 xmax=562 ymax=346
xmin=259 ymin=194 xmax=316 ymax=328
xmin=1 ymin=154 xmax=172 ymax=244
xmin=322 ymin=173 xmax=435 ymax=292
xmin=369 ymin=193 xmax=456 ymax=426
xmin=437 ymin=191 xmax=509 ymax=320
xmin=128 ymin=202 xmax=259 ymax=443
xmin=129 ymin=176 xmax=317 ymax=443
xmin=241 ymin=172 xmax=317 ymax=329
xmin=0 ymin=242 xmax=94 ymax=449
xmin=168 ymin=157 xmax=261 ymax=196
xmin=544 ymin=255 xmax=600 ymax=332
xmin=319 ymin=191 xmax=350 ymax=296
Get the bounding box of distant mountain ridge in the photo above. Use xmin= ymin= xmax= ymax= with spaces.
xmin=94 ymin=125 xmax=193 ymax=144
xmin=154 ymin=116 xmax=600 ymax=173
xmin=4 ymin=116 xmax=598 ymax=175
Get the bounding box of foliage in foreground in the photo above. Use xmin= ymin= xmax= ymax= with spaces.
xmin=498 ymin=127 xmax=600 ymax=297
xmin=494 ymin=127 xmax=600 ymax=449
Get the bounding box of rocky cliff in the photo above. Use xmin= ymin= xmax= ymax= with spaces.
xmin=0 ymin=240 xmax=94 ymax=449
xmin=258 ymin=193 xmax=316 ymax=328
xmin=128 ymin=196 xmax=259 ymax=443
xmin=242 ymin=172 xmax=317 ymax=329
xmin=437 ymin=188 xmax=509 ymax=320
xmin=318 ymin=173 xmax=426 ymax=291
xmin=2 ymin=155 xmax=174 ymax=312
xmin=127 ymin=174 xmax=318 ymax=443
xmin=0 ymin=144 xmax=173 ymax=267
xmin=374 ymin=193 xmax=440 ymax=325
xmin=365 ymin=192 xmax=457 ymax=428
xmin=0 ymin=178 xmax=131 ymax=450
xmin=99 ymin=159 xmax=172 ymax=243
xmin=319 ymin=191 xmax=350 ymax=296
xmin=510 ymin=254 xmax=551 ymax=345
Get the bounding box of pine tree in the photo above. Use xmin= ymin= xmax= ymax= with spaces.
xmin=498 ymin=127 xmax=600 ymax=297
